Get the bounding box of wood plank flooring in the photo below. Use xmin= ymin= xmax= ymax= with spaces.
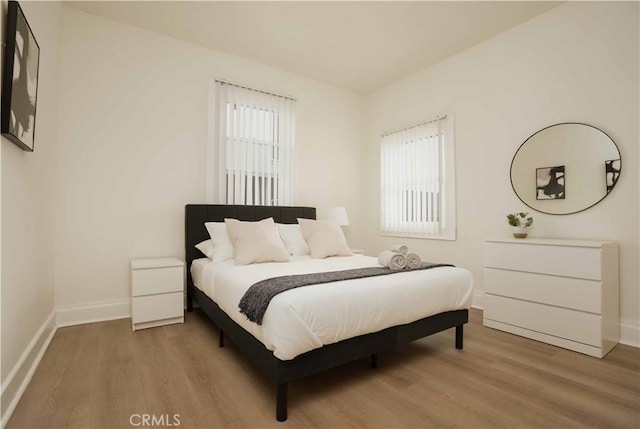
xmin=8 ymin=309 xmax=639 ymax=428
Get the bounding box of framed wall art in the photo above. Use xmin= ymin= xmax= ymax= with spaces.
xmin=536 ymin=165 xmax=565 ymax=200
xmin=1 ymin=0 xmax=40 ymax=151
xmin=605 ymin=159 xmax=621 ymax=194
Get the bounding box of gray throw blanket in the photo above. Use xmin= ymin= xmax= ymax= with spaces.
xmin=238 ymin=262 xmax=454 ymax=325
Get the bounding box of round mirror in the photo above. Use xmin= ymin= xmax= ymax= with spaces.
xmin=510 ymin=123 xmax=621 ymax=215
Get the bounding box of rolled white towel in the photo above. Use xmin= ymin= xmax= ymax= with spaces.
xmin=390 ymin=244 xmax=408 ymax=255
xmin=378 ymin=250 xmax=407 ymax=270
xmin=406 ymin=253 xmax=422 ymax=270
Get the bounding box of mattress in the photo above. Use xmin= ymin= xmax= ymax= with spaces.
xmin=190 ymin=257 xmax=235 ymax=298
xmin=191 ymin=255 xmax=473 ymax=360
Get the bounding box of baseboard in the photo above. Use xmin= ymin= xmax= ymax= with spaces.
xmin=56 ymin=298 xmax=131 ymax=327
xmin=1 ymin=311 xmax=57 ymax=428
xmin=619 ymin=321 xmax=640 ymax=348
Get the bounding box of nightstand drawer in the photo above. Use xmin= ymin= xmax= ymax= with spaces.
xmin=132 ymin=292 xmax=183 ymax=324
xmin=484 ymin=268 xmax=602 ymax=313
xmin=132 ymin=266 xmax=183 ymax=297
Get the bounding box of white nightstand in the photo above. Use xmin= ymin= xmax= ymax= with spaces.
xmin=131 ymin=257 xmax=184 ymax=331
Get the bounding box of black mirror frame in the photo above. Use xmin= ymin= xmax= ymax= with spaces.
xmin=510 ymin=122 xmax=621 ymax=215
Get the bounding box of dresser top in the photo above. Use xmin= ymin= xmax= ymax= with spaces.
xmin=131 ymin=257 xmax=184 ymax=270
xmin=486 ymin=238 xmax=616 ymax=248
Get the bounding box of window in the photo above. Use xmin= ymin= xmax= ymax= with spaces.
xmin=207 ymin=81 xmax=296 ymax=205
xmin=380 ymin=116 xmax=456 ymax=240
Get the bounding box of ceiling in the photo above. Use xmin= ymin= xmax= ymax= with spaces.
xmin=67 ymin=1 xmax=561 ymax=94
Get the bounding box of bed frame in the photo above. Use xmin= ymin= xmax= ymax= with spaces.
xmin=185 ymin=204 xmax=468 ymax=421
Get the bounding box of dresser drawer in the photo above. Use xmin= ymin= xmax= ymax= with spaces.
xmin=485 ymin=242 xmax=602 ymax=280
xmin=132 ymin=292 xmax=183 ymax=324
xmin=484 ymin=268 xmax=602 ymax=313
xmin=132 ymin=266 xmax=183 ymax=296
xmin=484 ymin=294 xmax=601 ymax=347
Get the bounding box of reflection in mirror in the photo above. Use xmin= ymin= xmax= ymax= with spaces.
xmin=510 ymin=123 xmax=621 ymax=215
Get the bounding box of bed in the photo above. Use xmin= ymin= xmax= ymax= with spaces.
xmin=185 ymin=204 xmax=471 ymax=421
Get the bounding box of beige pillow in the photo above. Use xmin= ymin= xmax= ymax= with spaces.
xmin=298 ymin=218 xmax=352 ymax=259
xmin=225 ymin=218 xmax=290 ymax=265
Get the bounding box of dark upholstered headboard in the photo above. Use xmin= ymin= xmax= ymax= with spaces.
xmin=184 ymin=204 xmax=316 ymax=275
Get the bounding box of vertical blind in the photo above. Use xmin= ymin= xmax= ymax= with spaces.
xmin=212 ymin=81 xmax=296 ymax=205
xmin=380 ymin=117 xmax=445 ymax=236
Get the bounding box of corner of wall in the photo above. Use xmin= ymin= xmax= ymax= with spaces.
xmin=619 ymin=323 xmax=640 ymax=348
xmin=55 ymin=298 xmax=131 ymax=328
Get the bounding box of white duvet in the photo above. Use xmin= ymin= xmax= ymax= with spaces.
xmin=191 ymin=255 xmax=473 ymax=360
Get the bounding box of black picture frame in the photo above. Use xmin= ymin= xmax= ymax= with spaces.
xmin=1 ymin=0 xmax=40 ymax=152
xmin=536 ymin=165 xmax=565 ymax=200
xmin=605 ymin=159 xmax=621 ymax=194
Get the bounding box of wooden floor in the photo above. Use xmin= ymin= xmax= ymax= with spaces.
xmin=8 ymin=309 xmax=639 ymax=428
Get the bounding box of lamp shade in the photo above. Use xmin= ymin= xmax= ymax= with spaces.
xmin=327 ymin=206 xmax=349 ymax=226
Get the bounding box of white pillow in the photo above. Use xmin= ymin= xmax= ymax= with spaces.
xmin=204 ymin=222 xmax=235 ymax=262
xmin=277 ymin=223 xmax=311 ymax=256
xmin=225 ymin=218 xmax=290 ymax=265
xmin=195 ymin=239 xmax=214 ymax=259
xmin=297 ymin=218 xmax=352 ymax=259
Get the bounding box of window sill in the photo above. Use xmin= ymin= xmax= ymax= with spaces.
xmin=381 ymin=231 xmax=456 ymax=241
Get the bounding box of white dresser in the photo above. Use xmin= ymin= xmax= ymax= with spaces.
xmin=483 ymin=238 xmax=619 ymax=358
xmin=131 ymin=257 xmax=184 ymax=331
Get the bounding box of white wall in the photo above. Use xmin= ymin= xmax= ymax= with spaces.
xmin=364 ymin=1 xmax=639 ymax=344
xmin=13 ymin=2 xmax=637 ymax=347
xmin=1 ymin=0 xmax=61 ymax=420
xmin=54 ymin=6 xmax=366 ymax=318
